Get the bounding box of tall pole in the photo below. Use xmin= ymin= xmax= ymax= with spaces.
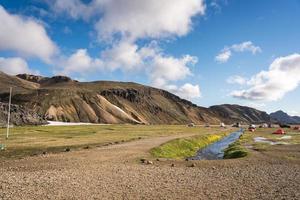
xmin=6 ymin=87 xmax=12 ymax=140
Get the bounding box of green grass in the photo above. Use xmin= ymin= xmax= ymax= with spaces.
xmin=150 ymin=131 xmax=231 ymax=159
xmin=223 ymin=132 xmax=249 ymax=159
xmin=0 ymin=125 xmax=228 ymax=159
xmin=223 ymin=141 xmax=248 ymax=159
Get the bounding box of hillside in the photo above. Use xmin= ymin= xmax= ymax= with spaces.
xmin=0 ymin=71 xmax=39 ymax=93
xmin=0 ymin=71 xmax=271 ymax=125
xmin=209 ymin=104 xmax=271 ymax=124
xmin=0 ymin=102 xmax=47 ymax=126
xmin=270 ymin=110 xmax=300 ymax=124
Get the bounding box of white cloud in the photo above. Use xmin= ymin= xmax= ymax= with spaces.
xmin=150 ymin=55 xmax=196 ymax=83
xmin=0 ymin=6 xmax=57 ymax=63
xmin=101 ymin=41 xmax=143 ymax=71
xmin=94 ymin=0 xmax=205 ymax=41
xmin=231 ymin=41 xmax=262 ymax=54
xmin=149 ymin=54 xmax=201 ymax=100
xmin=157 ymin=83 xmax=201 ymax=100
xmin=61 ymin=42 xmax=197 ymax=81
xmin=50 ymin=0 xmax=205 ymax=41
xmin=231 ymin=53 xmax=300 ymax=101
xmin=175 ymin=83 xmax=202 ymax=99
xmin=215 ymin=48 xmax=231 ymax=63
xmin=216 ymin=41 xmax=261 ymax=63
xmin=60 ymin=41 xmax=146 ymax=75
xmin=0 ymin=57 xmax=35 ymax=75
xmin=227 ymin=75 xmax=247 ymax=85
xmin=50 ymin=0 xmax=94 ymax=20
xmin=60 ymin=49 xmax=103 ymax=75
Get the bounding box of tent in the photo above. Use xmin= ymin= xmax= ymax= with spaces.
xmin=273 ymin=129 xmax=285 ymax=135
xmin=249 ymin=124 xmax=256 ymax=129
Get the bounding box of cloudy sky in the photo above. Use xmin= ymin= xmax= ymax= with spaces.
xmin=0 ymin=0 xmax=300 ymax=115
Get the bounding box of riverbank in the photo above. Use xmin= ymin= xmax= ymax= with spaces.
xmin=150 ymin=131 xmax=231 ymax=159
xmin=223 ymin=132 xmax=249 ymax=159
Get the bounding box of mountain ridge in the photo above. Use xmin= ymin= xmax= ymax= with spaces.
xmin=270 ymin=110 xmax=300 ymax=124
xmin=0 ymin=71 xmax=272 ymax=125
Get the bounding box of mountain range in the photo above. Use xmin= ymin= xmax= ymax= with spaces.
xmin=0 ymin=71 xmax=293 ymax=126
xmin=270 ymin=110 xmax=300 ymax=124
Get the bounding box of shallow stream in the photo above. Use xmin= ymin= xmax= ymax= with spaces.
xmin=189 ymin=129 xmax=244 ymax=160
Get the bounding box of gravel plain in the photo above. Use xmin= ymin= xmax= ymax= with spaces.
xmin=1 ymin=135 xmax=300 ymax=200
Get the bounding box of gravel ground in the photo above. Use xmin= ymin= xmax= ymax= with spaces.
xmin=1 ymin=135 xmax=300 ymax=200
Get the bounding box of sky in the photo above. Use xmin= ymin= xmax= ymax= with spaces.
xmin=0 ymin=0 xmax=299 ymax=115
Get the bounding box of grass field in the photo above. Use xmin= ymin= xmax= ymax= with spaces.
xmin=0 ymin=125 xmax=230 ymax=159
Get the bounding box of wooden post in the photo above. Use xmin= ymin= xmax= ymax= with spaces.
xmin=6 ymin=87 xmax=12 ymax=140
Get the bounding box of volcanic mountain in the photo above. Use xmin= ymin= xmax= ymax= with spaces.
xmin=0 ymin=71 xmax=271 ymax=125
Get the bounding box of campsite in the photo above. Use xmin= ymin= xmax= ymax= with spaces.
xmin=1 ymin=124 xmax=300 ymax=199
xmin=1 ymin=0 xmax=300 ymax=199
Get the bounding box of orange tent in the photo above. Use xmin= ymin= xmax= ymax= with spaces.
xmin=273 ymin=129 xmax=285 ymax=134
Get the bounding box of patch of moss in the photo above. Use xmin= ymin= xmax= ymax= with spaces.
xmin=223 ymin=141 xmax=248 ymax=159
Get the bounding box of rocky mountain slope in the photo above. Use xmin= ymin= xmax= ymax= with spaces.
xmin=0 ymin=102 xmax=47 ymax=126
xmin=209 ymin=104 xmax=271 ymax=124
xmin=0 ymin=71 xmax=272 ymax=125
xmin=270 ymin=110 xmax=300 ymax=124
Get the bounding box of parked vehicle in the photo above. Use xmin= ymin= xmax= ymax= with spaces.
xmin=279 ymin=124 xmax=291 ymax=128
xmin=232 ymin=122 xmax=241 ymax=128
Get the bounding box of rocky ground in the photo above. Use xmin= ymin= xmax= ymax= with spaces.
xmin=0 ymin=135 xmax=300 ymax=200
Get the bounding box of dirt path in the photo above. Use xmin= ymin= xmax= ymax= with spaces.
xmin=1 ymin=135 xmax=300 ymax=200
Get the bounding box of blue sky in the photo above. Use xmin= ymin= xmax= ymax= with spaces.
xmin=0 ymin=0 xmax=299 ymax=115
